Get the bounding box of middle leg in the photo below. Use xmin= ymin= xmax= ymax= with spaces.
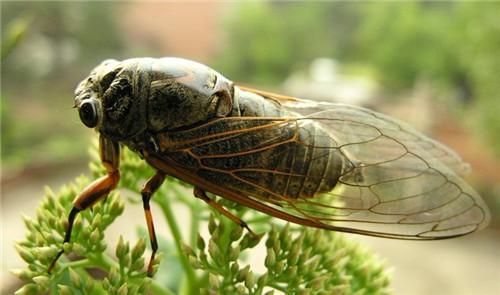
xmin=141 ymin=170 xmax=166 ymax=277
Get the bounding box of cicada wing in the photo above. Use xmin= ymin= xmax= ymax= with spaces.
xmin=239 ymin=86 xmax=469 ymax=175
xmin=227 ymin=87 xmax=490 ymax=239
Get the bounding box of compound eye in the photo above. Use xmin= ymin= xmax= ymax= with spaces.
xmin=79 ymin=99 xmax=99 ymax=128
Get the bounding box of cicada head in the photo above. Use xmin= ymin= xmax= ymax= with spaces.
xmin=74 ymin=59 xmax=148 ymax=141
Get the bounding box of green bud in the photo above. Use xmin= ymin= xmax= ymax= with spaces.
xmin=230 ymin=225 xmax=243 ymax=241
xmin=244 ymin=271 xmax=255 ymax=289
xmin=58 ymin=218 xmax=67 ymax=234
xmin=117 ymin=283 xmax=128 ymax=295
xmin=138 ymin=280 xmax=151 ymax=294
xmin=208 ymin=239 xmax=221 ymax=262
xmin=35 ymin=232 xmax=44 ymax=247
xmin=90 ymin=228 xmax=100 ymax=244
xmin=264 ymin=290 xmax=274 ymax=295
xmin=15 ymin=245 xmax=35 ymax=263
xmin=58 ymin=284 xmax=73 ymax=295
xmin=42 ymin=209 xmax=55 ymax=221
xmin=273 ymin=238 xmax=281 ymax=254
xmin=237 ymin=265 xmax=250 ymax=282
xmin=153 ymin=252 xmax=164 ymax=265
xmin=265 ymin=248 xmax=276 ymax=268
xmin=108 ymin=267 xmax=120 ymax=286
xmin=130 ymin=257 xmax=145 ymax=272
xmin=236 ymin=285 xmax=246 ymax=293
xmin=97 ymin=240 xmax=107 ymax=253
xmin=180 ymin=242 xmax=195 ymax=257
xmin=306 ymin=256 xmax=320 ymax=274
xmin=81 ymin=227 xmax=91 ymax=241
xmin=229 ymin=245 xmax=240 ymax=261
xmin=73 ymin=243 xmax=87 ymax=256
xmin=93 ymin=202 xmax=103 ymax=214
xmin=63 ymin=243 xmax=72 ymax=253
xmin=14 ymin=283 xmax=39 ymax=295
xmin=84 ymin=276 xmax=95 ymax=292
xmin=275 ymin=260 xmax=285 ymax=273
xmin=230 ymin=261 xmax=239 ymax=274
xmin=32 ymin=275 xmax=50 ymax=287
xmin=121 ymin=253 xmax=131 ymax=269
xmin=248 ymin=233 xmax=263 ymax=248
xmin=211 ymin=227 xmax=220 ymax=242
xmin=102 ymin=278 xmax=110 ymax=290
xmin=308 ymin=276 xmax=327 ymax=289
xmin=11 ymin=269 xmax=33 ymax=281
xmin=92 ymin=213 xmax=102 ymax=228
xmin=131 ymin=238 xmax=146 ymax=261
xmin=240 ymin=233 xmax=262 ymax=249
xmin=110 ymin=198 xmax=124 ymax=216
xmin=37 ymin=246 xmax=57 ymax=263
xmin=197 ymin=234 xmax=205 ymax=250
xmin=265 ymin=232 xmax=275 ymax=248
xmin=199 ymin=251 xmax=208 ymax=264
xmin=129 ymin=285 xmax=139 ymax=295
xmin=337 ymin=257 xmax=349 ymax=270
xmin=188 ymin=255 xmax=201 ymax=269
xmin=208 ymin=273 xmax=219 ymax=288
xmin=208 ymin=215 xmax=217 ymax=234
xmin=73 ymin=217 xmax=83 ymax=233
xmin=115 ymin=236 xmax=128 ymax=259
xmin=298 ymin=248 xmax=311 ymax=267
xmin=297 ymin=288 xmax=311 ymax=295
xmin=68 ymin=268 xmax=82 ymax=288
xmin=329 ymin=285 xmax=348 ymax=294
xmin=51 ymin=232 xmax=63 ymax=245
xmin=22 ymin=215 xmax=34 ymax=231
xmin=217 ymin=219 xmax=226 ymax=233
xmin=257 ymin=272 xmax=268 ymax=288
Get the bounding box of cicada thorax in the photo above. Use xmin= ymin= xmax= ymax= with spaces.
xmin=153 ymin=87 xmax=344 ymax=201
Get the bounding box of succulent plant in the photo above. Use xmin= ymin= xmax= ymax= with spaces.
xmin=14 ymin=142 xmax=391 ymax=294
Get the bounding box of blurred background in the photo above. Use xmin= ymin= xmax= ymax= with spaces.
xmin=2 ymin=2 xmax=499 ymax=294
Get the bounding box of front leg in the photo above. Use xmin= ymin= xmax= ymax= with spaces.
xmin=48 ymin=135 xmax=120 ymax=274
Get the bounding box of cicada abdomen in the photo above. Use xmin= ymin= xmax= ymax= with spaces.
xmin=155 ymin=87 xmax=348 ymax=201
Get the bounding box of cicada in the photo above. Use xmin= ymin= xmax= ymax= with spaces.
xmin=49 ymin=57 xmax=490 ymax=277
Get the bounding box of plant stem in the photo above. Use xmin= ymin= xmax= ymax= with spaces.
xmin=156 ymin=193 xmax=199 ymax=294
xmin=190 ymin=201 xmax=201 ymax=247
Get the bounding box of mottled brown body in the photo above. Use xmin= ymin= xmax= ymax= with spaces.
xmin=50 ymin=57 xmax=490 ymax=277
xmin=147 ymin=89 xmax=344 ymax=201
xmin=77 ymin=58 xmax=342 ymax=201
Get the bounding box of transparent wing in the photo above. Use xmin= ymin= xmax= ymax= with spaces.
xmin=241 ymin=86 xmax=470 ymax=175
xmin=238 ymin=91 xmax=490 ymax=239
xmin=159 ymin=89 xmax=490 ymax=239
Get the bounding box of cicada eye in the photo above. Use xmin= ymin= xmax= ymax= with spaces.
xmin=79 ymin=99 xmax=99 ymax=128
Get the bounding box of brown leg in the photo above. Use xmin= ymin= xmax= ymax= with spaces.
xmin=141 ymin=170 xmax=165 ymax=277
xmin=193 ymin=187 xmax=256 ymax=236
xmin=48 ymin=135 xmax=120 ymax=274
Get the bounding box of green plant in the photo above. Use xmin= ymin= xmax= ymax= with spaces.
xmin=13 ymin=143 xmax=391 ymax=294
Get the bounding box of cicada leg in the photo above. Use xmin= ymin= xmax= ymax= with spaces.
xmin=48 ymin=135 xmax=120 ymax=274
xmin=140 ymin=170 xmax=165 ymax=277
xmin=193 ymin=187 xmax=256 ymax=237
